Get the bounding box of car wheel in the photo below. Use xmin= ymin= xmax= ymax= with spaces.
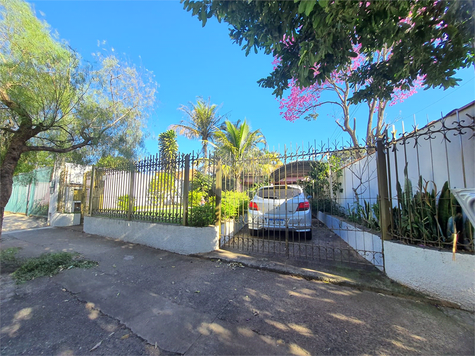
xmin=305 ymin=230 xmax=313 ymax=240
xmin=249 ymin=229 xmax=260 ymax=236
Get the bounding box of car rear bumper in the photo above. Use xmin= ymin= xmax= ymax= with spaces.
xmin=248 ymin=214 xmax=311 ymax=232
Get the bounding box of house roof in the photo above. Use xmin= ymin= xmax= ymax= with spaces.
xmin=270 ymin=160 xmax=314 ymax=183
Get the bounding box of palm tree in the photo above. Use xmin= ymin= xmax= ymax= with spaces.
xmin=170 ymin=97 xmax=224 ymax=162
xmin=213 ymin=120 xmax=266 ymax=191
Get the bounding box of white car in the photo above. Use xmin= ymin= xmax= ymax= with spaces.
xmin=248 ymin=185 xmax=312 ymax=240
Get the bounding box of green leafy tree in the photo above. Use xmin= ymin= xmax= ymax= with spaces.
xmin=213 ymin=120 xmax=266 ymax=191
xmin=183 ymin=0 xmax=474 ymax=103
xmin=170 ymin=97 xmax=224 ymax=162
xmin=12 ymin=151 xmax=55 ymax=175
xmin=190 ymin=170 xmax=214 ymax=198
xmin=148 ymin=172 xmax=176 ymax=205
xmin=96 ymin=155 xmax=134 ymax=169
xmin=0 ymin=0 xmax=156 ymax=233
xmin=158 ymin=129 xmax=178 ymax=171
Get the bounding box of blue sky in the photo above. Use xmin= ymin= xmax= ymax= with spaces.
xmin=29 ymin=0 xmax=475 ymax=157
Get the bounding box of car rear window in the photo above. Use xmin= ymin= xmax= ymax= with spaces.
xmin=257 ymin=187 xmax=301 ymax=199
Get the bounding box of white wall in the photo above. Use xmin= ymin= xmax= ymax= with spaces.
xmin=317 ymin=211 xmax=383 ymax=269
xmin=84 ymin=216 xmax=219 ymax=255
xmin=335 ymin=102 xmax=475 ymax=209
xmin=50 ymin=212 xmax=81 ymax=227
xmin=385 ymin=241 xmax=475 ymax=311
xmin=95 ymin=170 xmax=185 ymax=210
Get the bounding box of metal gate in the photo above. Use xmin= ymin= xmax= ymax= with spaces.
xmin=216 ymin=146 xmax=385 ymax=271
xmin=5 ymin=167 xmax=52 ymax=217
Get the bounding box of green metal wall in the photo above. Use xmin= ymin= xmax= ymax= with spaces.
xmin=5 ymin=167 xmax=53 ymax=216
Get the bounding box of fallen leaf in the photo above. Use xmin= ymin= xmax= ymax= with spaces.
xmin=89 ymin=340 xmax=102 ymax=352
xmin=121 ymin=334 xmax=129 ymax=340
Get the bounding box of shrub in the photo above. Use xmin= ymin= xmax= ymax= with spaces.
xmin=221 ymin=191 xmax=249 ymax=219
xmin=189 ymin=190 xmax=205 ymax=207
xmin=148 ymin=172 xmax=176 ymax=205
xmin=189 ymin=203 xmax=216 ymax=227
xmin=117 ymin=194 xmax=135 ymax=212
xmin=311 ymin=198 xmax=345 ymax=217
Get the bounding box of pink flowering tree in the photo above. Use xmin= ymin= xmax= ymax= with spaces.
xmin=279 ymin=45 xmax=422 ymax=148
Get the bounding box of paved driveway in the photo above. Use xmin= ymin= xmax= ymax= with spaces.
xmin=1 ymin=227 xmax=473 ymax=355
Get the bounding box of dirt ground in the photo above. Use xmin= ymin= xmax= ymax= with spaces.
xmin=2 ymin=213 xmax=48 ymax=232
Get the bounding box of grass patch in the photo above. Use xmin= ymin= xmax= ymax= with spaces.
xmin=0 ymin=247 xmax=23 ymax=274
xmin=2 ymin=251 xmax=98 ymax=283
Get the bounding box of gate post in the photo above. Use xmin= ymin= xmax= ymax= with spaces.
xmin=376 ymin=138 xmax=391 ymax=241
xmin=215 ymin=159 xmax=222 ymax=247
xmin=182 ymin=154 xmax=190 ymax=226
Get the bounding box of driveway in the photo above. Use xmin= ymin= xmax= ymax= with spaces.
xmin=1 ymin=226 xmax=473 ymax=355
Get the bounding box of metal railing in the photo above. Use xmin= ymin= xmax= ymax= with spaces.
xmin=380 ymin=111 xmax=474 ymax=252
xmin=85 ymin=110 xmax=474 ymax=256
xmin=87 ymin=152 xmax=214 ymax=226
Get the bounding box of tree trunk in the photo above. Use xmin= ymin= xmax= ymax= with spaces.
xmin=202 ymin=143 xmax=208 ymax=175
xmin=0 ymin=136 xmax=28 ymax=237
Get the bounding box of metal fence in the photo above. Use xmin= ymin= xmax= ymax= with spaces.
xmin=380 ymin=111 xmax=474 ymax=252
xmin=86 ymin=152 xmax=216 ymax=226
xmin=88 ymin=107 xmax=474 ymax=265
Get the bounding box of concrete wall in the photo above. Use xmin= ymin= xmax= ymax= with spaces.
xmin=220 ymin=216 xmax=247 ymax=246
xmin=385 ymin=241 xmax=475 ymax=311
xmin=84 ymin=216 xmax=219 ymax=255
xmin=317 ymin=211 xmax=383 ymax=269
xmin=50 ymin=213 xmax=81 ymax=227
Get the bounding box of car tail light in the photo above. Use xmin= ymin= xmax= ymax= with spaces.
xmin=249 ymin=201 xmax=259 ymax=211
xmin=296 ymin=201 xmax=310 ymax=211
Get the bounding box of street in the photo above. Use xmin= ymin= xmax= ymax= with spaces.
xmin=1 ymin=219 xmax=474 ymax=355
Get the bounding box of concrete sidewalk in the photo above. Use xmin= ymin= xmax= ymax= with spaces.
xmin=1 ymin=227 xmax=474 ymax=355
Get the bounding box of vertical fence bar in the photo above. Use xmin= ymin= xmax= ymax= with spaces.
xmin=284 ymin=148 xmax=289 ymax=258
xmin=127 ymin=166 xmax=135 ymax=221
xmin=215 ymin=159 xmax=222 ymax=247
xmin=456 ymin=110 xmax=467 ymax=188
xmin=182 ymin=154 xmax=190 ymax=226
xmin=376 ymin=138 xmax=390 ymax=241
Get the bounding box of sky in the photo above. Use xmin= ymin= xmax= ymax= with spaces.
xmin=29 ymin=0 xmax=475 ymax=158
